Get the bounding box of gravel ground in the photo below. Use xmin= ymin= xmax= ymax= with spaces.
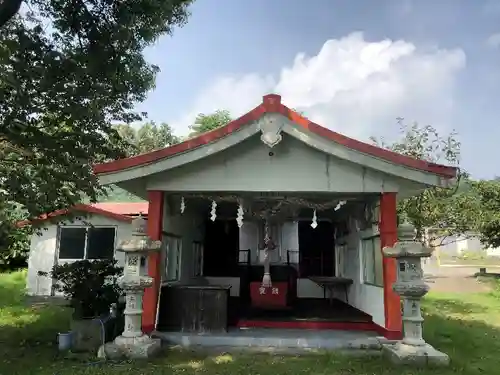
xmin=423 ymin=258 xmax=493 ymax=293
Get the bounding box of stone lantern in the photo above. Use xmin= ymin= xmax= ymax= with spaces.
xmin=98 ymin=215 xmax=162 ymax=359
xmin=381 ymin=223 xmax=449 ymax=367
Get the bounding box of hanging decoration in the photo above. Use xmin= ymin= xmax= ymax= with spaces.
xmin=259 ymin=217 xmax=276 ymax=287
xmin=182 ymin=193 xmax=348 ymax=221
xmin=178 ymin=193 xmax=353 ymax=289
xmin=210 ymin=200 xmax=217 ymax=222
xmin=236 ymin=202 xmax=244 ymax=228
xmin=180 ymin=197 xmax=186 ymax=214
xmin=334 ymin=200 xmax=346 ymax=211
xmin=311 ymin=209 xmax=318 ymax=229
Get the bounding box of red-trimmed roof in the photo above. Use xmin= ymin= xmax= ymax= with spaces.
xmin=91 ymin=202 xmax=148 ymax=216
xmin=17 ymin=202 xmax=149 ymax=227
xmin=93 ymin=94 xmax=457 ymax=178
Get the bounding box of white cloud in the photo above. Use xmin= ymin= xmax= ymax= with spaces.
xmin=171 ymin=32 xmax=466 ymax=141
xmin=486 ymin=33 xmax=500 ymax=49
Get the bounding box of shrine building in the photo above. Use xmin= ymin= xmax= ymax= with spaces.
xmin=93 ymin=94 xmax=456 ymax=341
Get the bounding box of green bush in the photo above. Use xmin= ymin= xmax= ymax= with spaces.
xmin=39 ymin=259 xmax=122 ymax=319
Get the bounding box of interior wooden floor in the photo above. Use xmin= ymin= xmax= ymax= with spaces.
xmin=229 ymin=297 xmax=372 ymax=326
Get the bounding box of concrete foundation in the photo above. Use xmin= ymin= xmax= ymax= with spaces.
xmin=382 ymin=342 xmax=450 ymax=367
xmin=98 ymin=335 xmax=161 ymax=359
xmin=155 ymin=328 xmax=382 ymax=351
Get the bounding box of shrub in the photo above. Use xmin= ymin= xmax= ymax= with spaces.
xmin=40 ymin=259 xmax=122 ymax=319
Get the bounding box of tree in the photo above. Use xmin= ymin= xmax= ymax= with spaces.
xmin=189 ymin=110 xmax=232 ymax=136
xmin=0 ymin=0 xmax=193 ymax=220
xmin=114 ymin=122 xmax=179 ymax=156
xmin=100 ymin=121 xmax=180 ymax=203
xmin=0 ymin=202 xmax=31 ymax=270
xmin=100 ymin=122 xmax=179 ymax=202
xmin=371 ymin=118 xmax=478 ymax=245
xmin=470 ymin=179 xmax=500 ymax=248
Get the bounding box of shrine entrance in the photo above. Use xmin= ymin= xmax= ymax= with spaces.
xmin=154 ymin=192 xmax=380 ymax=334
xmin=93 ymin=94 xmax=457 ymax=340
xmin=298 ymin=220 xmax=335 ymax=277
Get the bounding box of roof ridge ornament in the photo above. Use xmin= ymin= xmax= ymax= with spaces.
xmin=258 ymin=113 xmax=284 ymax=148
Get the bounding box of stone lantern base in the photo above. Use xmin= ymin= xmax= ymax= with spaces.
xmin=98 ymin=334 xmax=161 ymax=359
xmin=382 ymin=342 xmax=450 ymax=367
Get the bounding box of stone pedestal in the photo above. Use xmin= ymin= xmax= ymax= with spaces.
xmin=381 ymin=223 xmax=450 ymax=367
xmin=98 ymin=216 xmax=162 ymax=360
xmin=383 ymin=341 xmax=450 ymax=367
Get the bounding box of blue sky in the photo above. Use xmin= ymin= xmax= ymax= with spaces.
xmin=136 ymin=0 xmax=500 ymax=179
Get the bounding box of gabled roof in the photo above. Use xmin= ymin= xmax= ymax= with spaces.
xmin=93 ymin=94 xmax=457 ymax=178
xmin=17 ymin=202 xmax=149 ymax=227
xmin=91 ymin=202 xmax=148 ymax=216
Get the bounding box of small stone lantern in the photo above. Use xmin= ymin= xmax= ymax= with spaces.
xmin=382 ymin=223 xmax=450 ymax=367
xmin=98 ymin=215 xmax=162 ymax=359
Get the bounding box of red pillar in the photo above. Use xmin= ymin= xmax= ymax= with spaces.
xmin=379 ymin=192 xmax=403 ymax=340
xmin=142 ymin=191 xmax=164 ymax=333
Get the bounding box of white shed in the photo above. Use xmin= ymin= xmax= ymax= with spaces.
xmin=25 ymin=202 xmax=148 ymax=296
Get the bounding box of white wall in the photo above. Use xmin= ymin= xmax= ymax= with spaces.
xmin=27 ymin=224 xmax=58 ymax=296
xmin=162 ymin=196 xmax=204 ymax=284
xmin=26 ymin=214 xmax=132 ymax=296
xmin=336 ymin=225 xmax=385 ymax=328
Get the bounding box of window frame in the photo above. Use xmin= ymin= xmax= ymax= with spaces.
xmin=335 ymin=239 xmax=348 ymax=277
xmin=361 ymin=234 xmax=384 ymax=287
xmin=162 ymin=233 xmax=182 ymax=283
xmin=56 ymin=225 xmax=117 ymax=261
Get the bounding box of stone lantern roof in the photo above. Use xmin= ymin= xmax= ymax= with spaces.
xmin=383 ymin=223 xmax=433 ymax=258
xmin=116 ymin=215 xmax=162 ymax=254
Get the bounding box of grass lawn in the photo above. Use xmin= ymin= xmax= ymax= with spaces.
xmin=1 ymin=271 xmax=500 ymax=375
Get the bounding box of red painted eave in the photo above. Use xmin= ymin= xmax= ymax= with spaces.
xmin=93 ymin=94 xmax=457 ymax=179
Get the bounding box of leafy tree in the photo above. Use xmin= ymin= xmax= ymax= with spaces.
xmin=189 ymin=110 xmax=232 ymax=136
xmin=98 ymin=186 xmax=146 ymax=203
xmin=0 ymin=202 xmax=31 ymax=270
xmin=0 ymin=0 xmax=193 ymax=220
xmin=102 ymin=122 xmax=180 ymax=202
xmin=115 ymin=122 xmax=179 ymax=157
xmin=471 ymin=179 xmax=500 ymax=248
xmin=371 ymin=118 xmax=478 ymax=245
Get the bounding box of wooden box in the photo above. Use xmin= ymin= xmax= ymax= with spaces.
xmin=156 ymin=284 xmax=231 ymax=333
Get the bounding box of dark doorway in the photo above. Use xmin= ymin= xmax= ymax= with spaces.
xmin=298 ymin=221 xmax=335 ymax=277
xmin=203 ymin=219 xmax=240 ymax=277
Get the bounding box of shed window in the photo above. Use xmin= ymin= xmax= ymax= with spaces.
xmin=58 ymin=226 xmax=116 ymax=260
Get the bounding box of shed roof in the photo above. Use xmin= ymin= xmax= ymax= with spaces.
xmin=17 ymin=202 xmax=148 ymax=227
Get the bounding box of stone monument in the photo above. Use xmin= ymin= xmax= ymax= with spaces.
xmin=98 ymin=215 xmax=162 ymax=359
xmin=381 ymin=223 xmax=450 ymax=367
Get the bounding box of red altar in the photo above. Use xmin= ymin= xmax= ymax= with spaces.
xmin=249 ymin=281 xmax=288 ymax=309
